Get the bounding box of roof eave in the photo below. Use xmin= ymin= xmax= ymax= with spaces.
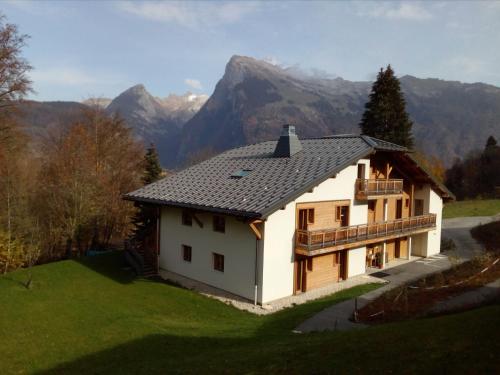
xmin=123 ymin=194 xmax=262 ymax=219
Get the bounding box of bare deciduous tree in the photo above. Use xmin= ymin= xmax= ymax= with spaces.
xmin=0 ymin=13 xmax=32 ymax=113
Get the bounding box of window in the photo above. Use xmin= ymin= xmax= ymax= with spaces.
xmin=182 ymin=211 xmax=192 ymax=226
xmin=213 ymin=253 xmax=224 ymax=272
xmin=213 ymin=215 xmax=225 ymax=233
xmin=405 ymin=198 xmax=410 ymax=208
xmin=182 ymin=245 xmax=192 ymax=262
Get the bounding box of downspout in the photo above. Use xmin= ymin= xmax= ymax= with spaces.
xmin=156 ymin=207 xmax=161 ymax=274
xmin=254 ymin=236 xmax=259 ymax=306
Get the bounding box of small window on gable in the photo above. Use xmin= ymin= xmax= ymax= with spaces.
xmin=213 ymin=215 xmax=225 ymax=233
xmin=213 ymin=253 xmax=224 ymax=272
xmin=182 ymin=210 xmax=192 ymax=226
xmin=182 ymin=245 xmax=192 ymax=262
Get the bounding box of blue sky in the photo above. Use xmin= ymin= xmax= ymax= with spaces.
xmin=3 ymin=0 xmax=500 ymax=101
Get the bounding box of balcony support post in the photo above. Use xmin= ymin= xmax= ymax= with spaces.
xmin=382 ymin=242 xmax=386 ymax=268
xmin=408 ymin=236 xmax=412 ymax=260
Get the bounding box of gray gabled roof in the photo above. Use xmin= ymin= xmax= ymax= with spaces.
xmin=124 ymin=135 xmax=407 ymax=219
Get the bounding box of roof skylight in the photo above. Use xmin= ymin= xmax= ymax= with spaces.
xmin=230 ymin=169 xmax=252 ymax=179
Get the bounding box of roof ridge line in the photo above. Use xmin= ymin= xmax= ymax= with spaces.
xmin=360 ymin=134 xmax=378 ymax=148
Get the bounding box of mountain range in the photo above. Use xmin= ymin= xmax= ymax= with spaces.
xmin=16 ymin=55 xmax=500 ymax=168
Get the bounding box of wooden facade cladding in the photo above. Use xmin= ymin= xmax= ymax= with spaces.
xmin=295 ymin=214 xmax=436 ymax=256
xmin=355 ymin=178 xmax=404 ymax=200
xmin=296 ymin=200 xmax=350 ymax=231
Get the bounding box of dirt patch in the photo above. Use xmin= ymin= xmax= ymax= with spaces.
xmin=471 ymin=220 xmax=500 ymax=251
xmin=357 ymin=253 xmax=500 ymax=324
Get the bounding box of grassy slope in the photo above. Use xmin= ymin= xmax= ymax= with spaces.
xmin=1 ymin=253 xmax=499 ymax=374
xmin=443 ymin=199 xmax=500 ymax=219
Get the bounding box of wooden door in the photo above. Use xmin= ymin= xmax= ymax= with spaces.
xmin=294 ymin=258 xmax=307 ymax=293
xmin=298 ymin=209 xmax=308 ymax=230
xmin=336 ymin=205 xmax=349 ymax=227
xmin=395 ymin=239 xmax=401 ymax=258
xmin=396 ymin=199 xmax=403 ymax=219
xmin=338 ymin=250 xmax=348 ymax=280
xmin=357 ymin=163 xmax=366 ymax=179
xmin=368 ymin=200 xmax=376 ymax=223
xmin=415 ymin=199 xmax=424 ymax=216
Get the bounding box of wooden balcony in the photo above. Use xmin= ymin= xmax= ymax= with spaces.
xmin=355 ymin=178 xmax=404 ymax=200
xmin=296 ymin=214 xmax=437 ymax=256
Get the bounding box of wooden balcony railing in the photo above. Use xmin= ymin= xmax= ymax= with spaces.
xmin=296 ymin=214 xmax=436 ymax=253
xmin=355 ymin=178 xmax=404 ymax=199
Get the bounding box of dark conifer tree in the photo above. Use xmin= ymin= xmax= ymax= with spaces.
xmin=485 ymin=135 xmax=498 ymax=149
xmin=360 ymin=65 xmax=414 ymax=148
xmin=142 ymin=145 xmax=162 ymax=185
xmin=131 ymin=144 xmax=163 ymax=243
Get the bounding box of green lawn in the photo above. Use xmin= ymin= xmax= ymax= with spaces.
xmin=1 ymin=253 xmax=499 ymax=374
xmin=443 ymin=199 xmax=500 ymax=218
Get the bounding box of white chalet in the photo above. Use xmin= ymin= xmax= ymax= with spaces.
xmin=125 ymin=125 xmax=453 ymax=304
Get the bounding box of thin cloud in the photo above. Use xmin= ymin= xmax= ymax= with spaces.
xmin=117 ymin=1 xmax=260 ymax=29
xmin=30 ymin=67 xmax=97 ymax=86
xmin=356 ymin=2 xmax=433 ymax=21
xmin=184 ymin=78 xmax=203 ymax=90
xmin=3 ymin=0 xmax=74 ymax=16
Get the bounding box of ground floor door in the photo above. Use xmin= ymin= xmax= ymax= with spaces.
xmin=338 ymin=250 xmax=348 ymax=281
xmin=294 ymin=257 xmax=307 ymax=294
xmin=294 ymin=251 xmax=348 ymax=294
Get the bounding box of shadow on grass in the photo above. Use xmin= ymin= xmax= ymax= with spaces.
xmin=37 ymin=284 xmax=383 ymax=374
xmin=38 ymin=334 xmax=291 ymax=374
xmin=38 ymin=304 xmax=500 ymax=374
xmin=75 ymin=251 xmax=138 ymax=285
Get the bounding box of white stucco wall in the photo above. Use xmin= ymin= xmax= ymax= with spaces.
xmin=261 ymin=159 xmax=370 ymax=303
xmin=411 ymin=184 xmax=443 ymax=257
xmin=427 ymin=187 xmax=443 ymax=256
xmin=260 ymin=203 xmax=296 ymax=303
xmin=348 ymin=247 xmax=366 ymax=277
xmin=159 ymin=207 xmax=261 ymax=301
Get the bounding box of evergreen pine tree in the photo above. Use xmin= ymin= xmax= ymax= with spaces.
xmin=131 ymin=144 xmax=163 ymax=243
xmin=360 ymin=65 xmax=414 ymax=148
xmin=479 ymin=135 xmax=500 ymax=196
xmin=142 ymin=145 xmax=162 ymax=185
xmin=485 ymin=135 xmax=498 ymax=149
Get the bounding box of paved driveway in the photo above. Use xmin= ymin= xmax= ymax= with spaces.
xmin=294 ymin=254 xmax=451 ymax=332
xmin=442 ymin=215 xmax=499 ymax=259
xmin=294 ymin=215 xmax=499 ymax=333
